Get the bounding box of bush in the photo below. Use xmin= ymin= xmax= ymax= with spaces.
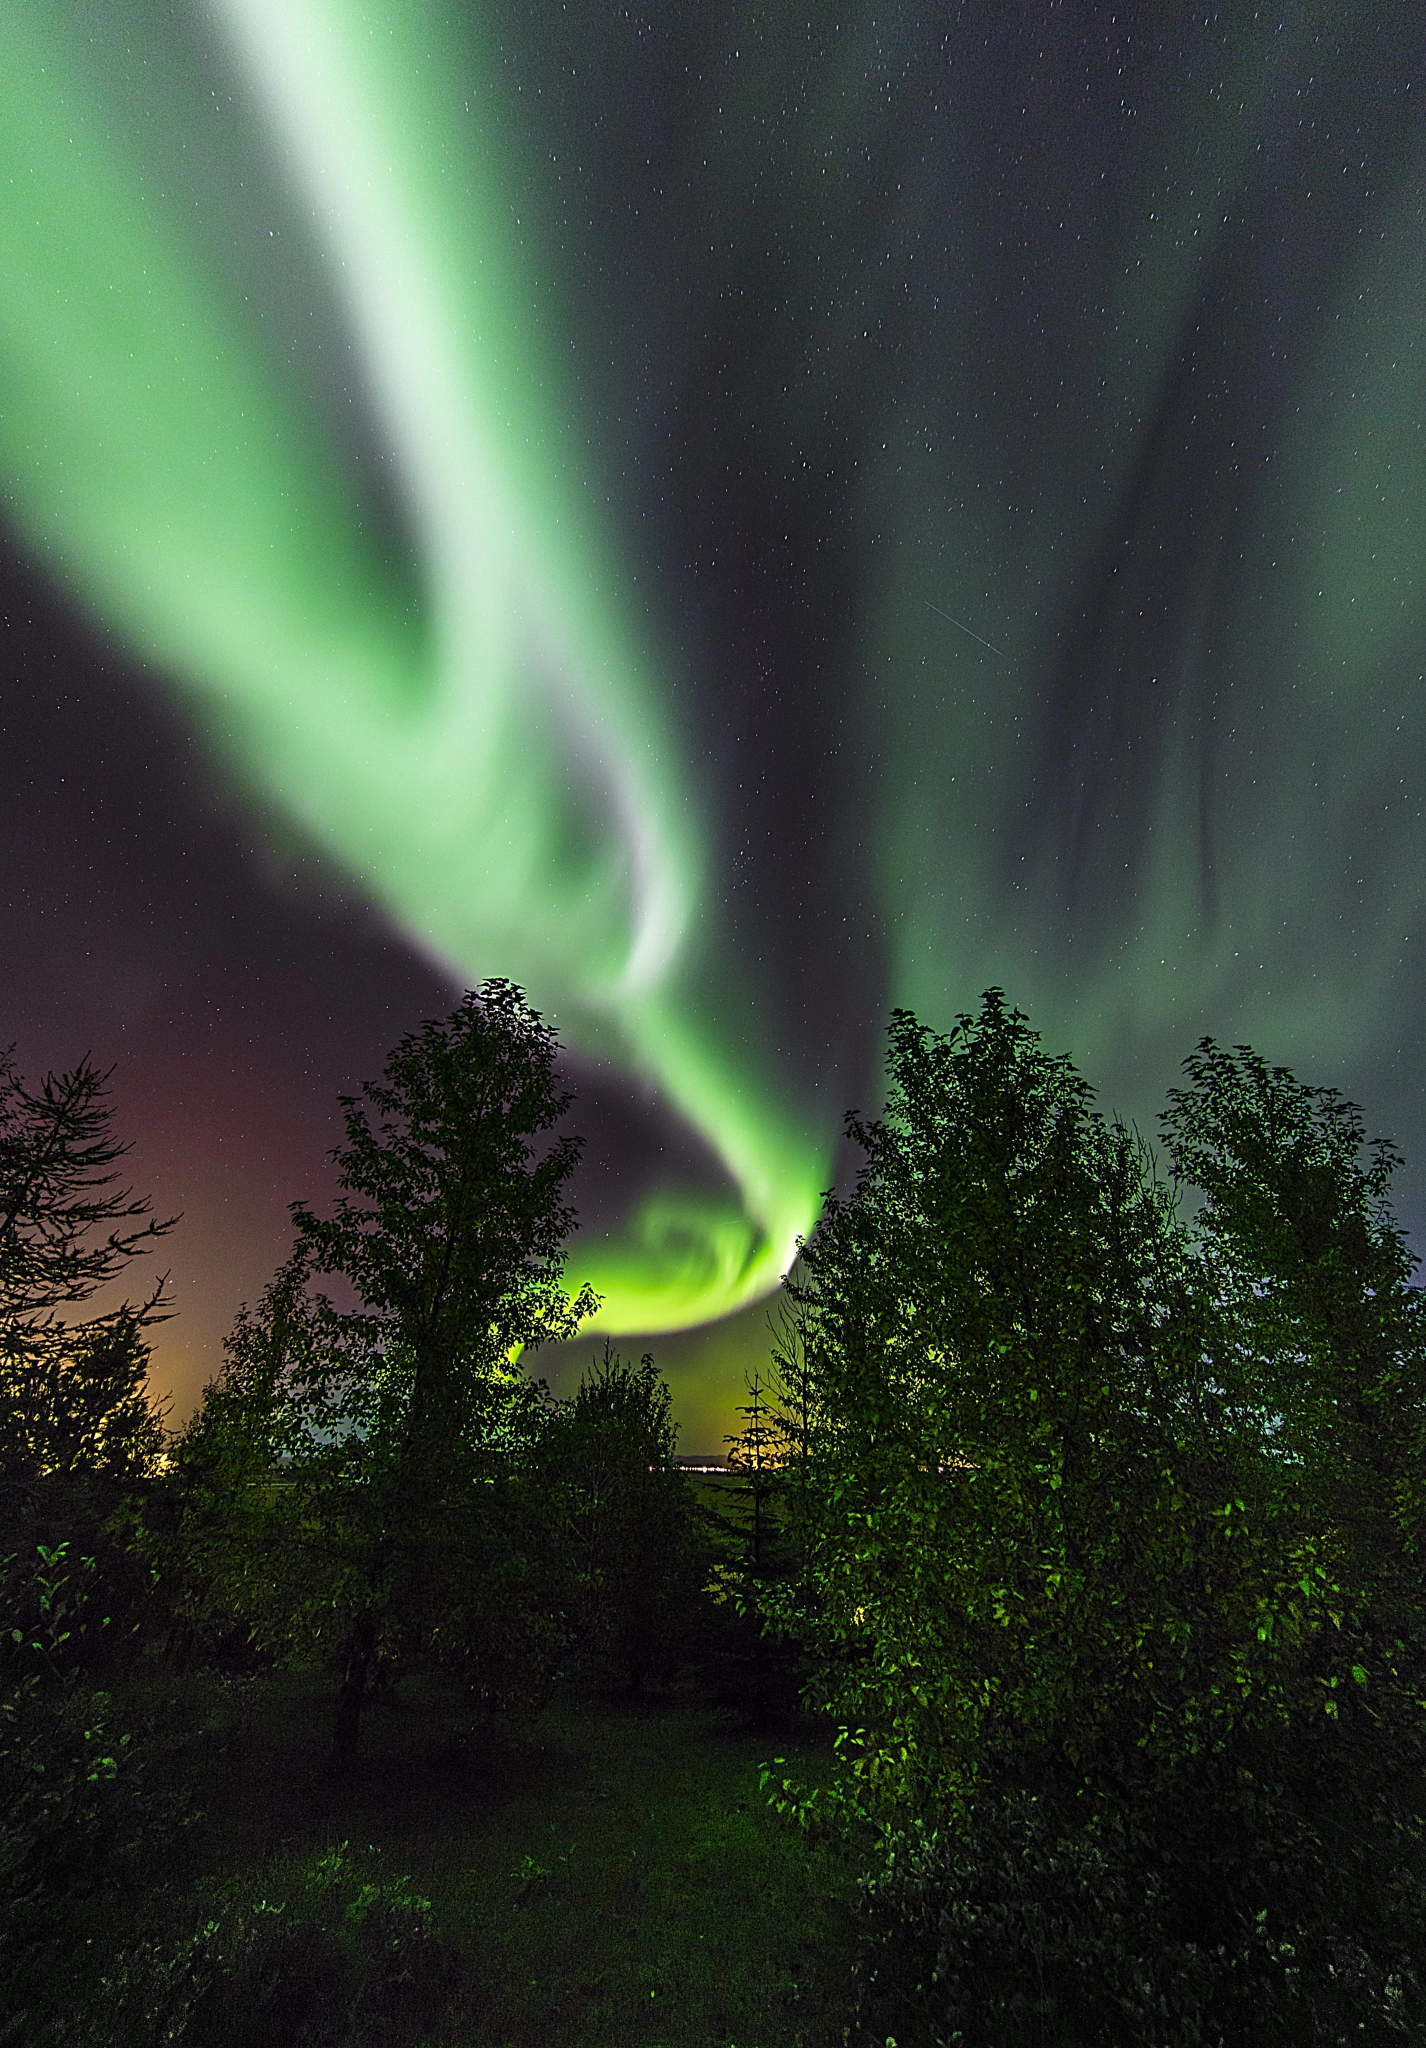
xmin=857 ymin=1798 xmax=1218 ymax=2048
xmin=854 ymin=1774 xmax=1426 ymax=2048
xmin=51 ymin=1844 xmax=465 ymax=2047
xmin=0 ymin=1544 xmax=153 ymax=2042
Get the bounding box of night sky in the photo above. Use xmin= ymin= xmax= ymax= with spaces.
xmin=3 ymin=3 xmax=1424 ymax=1449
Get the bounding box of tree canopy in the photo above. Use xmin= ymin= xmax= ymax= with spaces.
xmin=289 ymin=979 xmax=597 ymax=1471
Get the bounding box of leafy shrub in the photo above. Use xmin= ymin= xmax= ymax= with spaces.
xmin=854 ymin=1777 xmax=1425 ymax=2048
xmin=52 ymin=1844 xmax=464 ymax=2047
xmin=0 ymin=1543 xmax=152 ymax=2039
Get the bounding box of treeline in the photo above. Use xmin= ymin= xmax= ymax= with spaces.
xmin=5 ymin=983 xmax=1426 ymax=2044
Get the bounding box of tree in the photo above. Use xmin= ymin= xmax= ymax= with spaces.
xmin=0 ymin=1052 xmax=172 ymax=1483
xmin=1162 ymin=1039 xmax=1426 ymax=1670
xmin=722 ymin=1373 xmax=786 ymax=1581
xmin=289 ymin=980 xmax=596 ymax=1477
xmin=0 ymin=1063 xmax=181 ymax=2023
xmin=769 ymin=996 xmax=1426 ymax=2045
xmin=169 ymin=1257 xmax=355 ymax=1677
xmin=700 ymin=1372 xmax=804 ymax=1728
xmin=0 ymin=1315 xmax=163 ymax=1487
xmin=769 ymin=991 xmax=1186 ymax=1823
xmin=1157 ymin=1040 xmax=1426 ymax=2021
xmin=174 ymin=983 xmax=597 ymax=1754
xmin=549 ymin=1344 xmax=703 ymax=1694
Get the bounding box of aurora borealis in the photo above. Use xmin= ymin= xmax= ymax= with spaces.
xmin=2 ymin=4 xmax=1425 ymax=1438
xmin=0 ymin=0 xmax=827 ymax=1335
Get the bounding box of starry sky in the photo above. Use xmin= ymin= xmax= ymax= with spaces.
xmin=2 ymin=2 xmax=1424 ymax=1450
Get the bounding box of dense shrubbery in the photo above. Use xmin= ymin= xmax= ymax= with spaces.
xmin=767 ymin=992 xmax=1426 ymax=2043
xmin=0 ymin=1542 xmax=156 ymax=2042
xmin=854 ymin=1769 xmax=1424 ymax=2046
xmin=47 ymin=1844 xmax=463 ymax=2048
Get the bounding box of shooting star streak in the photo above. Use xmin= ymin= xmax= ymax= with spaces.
xmin=924 ymin=601 xmax=1006 ymax=659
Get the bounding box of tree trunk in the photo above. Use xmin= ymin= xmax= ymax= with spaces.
xmin=330 ymin=1614 xmax=376 ymax=1773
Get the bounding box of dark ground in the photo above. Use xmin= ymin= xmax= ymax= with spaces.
xmin=135 ymin=1663 xmax=859 ymax=2048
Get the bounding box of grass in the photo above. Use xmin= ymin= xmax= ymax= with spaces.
xmin=140 ymin=1663 xmax=860 ymax=2047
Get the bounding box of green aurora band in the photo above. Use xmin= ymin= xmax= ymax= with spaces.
xmin=0 ymin=0 xmax=829 ymax=1331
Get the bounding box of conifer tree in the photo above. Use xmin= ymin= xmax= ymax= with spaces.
xmin=702 ymin=1372 xmax=802 ymax=1727
xmin=0 ymin=1052 xmax=171 ymax=1483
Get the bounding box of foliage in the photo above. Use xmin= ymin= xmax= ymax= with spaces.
xmin=1161 ymin=1038 xmax=1426 ymax=1698
xmin=0 ymin=1313 xmax=165 ymax=1485
xmin=288 ymin=979 xmax=596 ymax=1475
xmin=701 ymin=1371 xmax=806 ymax=1727
xmin=50 ymin=1844 xmax=464 ymax=2048
xmin=768 ymin=992 xmax=1426 ymax=2043
xmin=173 ymin=1269 xmax=566 ymax=1726
xmin=550 ymin=1345 xmax=705 ymax=1693
xmin=0 ymin=1051 xmax=171 ymax=1321
xmin=769 ymin=992 xmax=1192 ymax=1822
xmin=720 ymin=1372 xmax=790 ymax=1581
xmin=0 ymin=1050 xmax=171 ymax=1482
xmin=168 ymin=1260 xmax=357 ymax=1672
xmin=0 ymin=1058 xmax=189 ymax=2034
xmin=853 ymin=1783 xmax=1423 ymax=2048
xmin=171 ymin=984 xmax=596 ymax=1741
xmin=0 ymin=1542 xmax=154 ymax=2040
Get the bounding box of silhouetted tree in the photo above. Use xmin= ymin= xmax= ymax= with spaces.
xmin=174 ymin=984 xmax=597 ymax=1759
xmin=552 ymin=1344 xmax=702 ymax=1694
xmin=700 ymin=1373 xmax=803 ymax=1727
xmin=289 ymin=979 xmax=596 ymax=1478
xmin=0 ymin=1052 xmax=171 ymax=1483
xmin=0 ymin=1049 xmax=175 ymax=2023
xmin=1162 ymin=1037 xmax=1426 ymax=1679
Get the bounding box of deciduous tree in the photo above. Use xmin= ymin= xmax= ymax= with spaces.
xmin=175 ymin=984 xmax=597 ymax=1755
xmin=771 ymin=995 xmax=1426 ymax=2044
xmin=290 ymin=978 xmax=596 ymax=1475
